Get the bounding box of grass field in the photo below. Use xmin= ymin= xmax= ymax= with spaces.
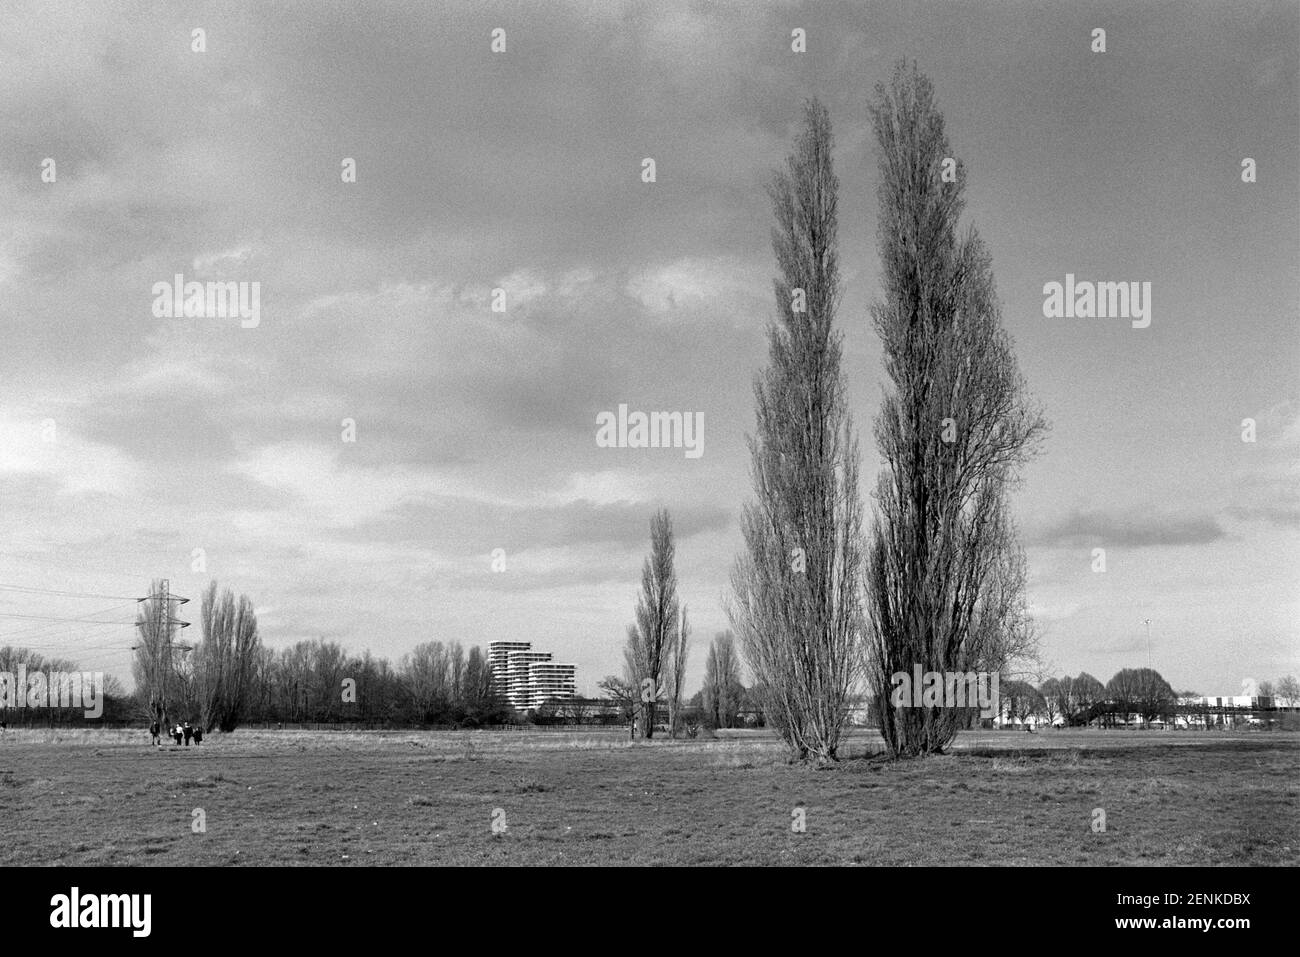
xmin=1 ymin=727 xmax=1296 ymax=866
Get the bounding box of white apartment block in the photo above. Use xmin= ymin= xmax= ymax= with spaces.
xmin=527 ymin=662 xmax=576 ymax=710
xmin=506 ymin=652 xmax=552 ymax=709
xmin=488 ymin=640 xmax=577 ymax=711
xmin=488 ymin=641 xmax=531 ymax=699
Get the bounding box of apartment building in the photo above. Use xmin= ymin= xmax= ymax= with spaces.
xmin=487 ymin=641 xmax=531 ymax=699
xmin=488 ymin=640 xmax=577 ymax=711
xmin=526 ymin=661 xmax=577 ymax=710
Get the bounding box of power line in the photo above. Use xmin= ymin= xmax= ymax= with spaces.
xmin=0 ymin=620 xmax=133 ymax=644
xmin=0 ymin=588 xmax=151 ymax=679
xmin=0 ymin=583 xmax=138 ymax=601
xmin=0 ymin=611 xmax=139 ymax=625
xmin=3 ymin=627 xmax=137 ymax=651
xmin=0 ymin=602 xmax=139 ymax=642
xmin=0 ymin=628 xmax=137 ymax=674
xmin=64 ymin=648 xmax=137 ymax=664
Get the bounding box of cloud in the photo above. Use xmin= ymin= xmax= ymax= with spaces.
xmin=1224 ymin=504 xmax=1300 ymax=529
xmin=1026 ymin=599 xmax=1085 ymax=623
xmin=1222 ymin=400 xmax=1300 ymax=529
xmin=1031 ymin=508 xmax=1226 ymax=549
xmin=0 ymin=409 xmax=145 ymax=499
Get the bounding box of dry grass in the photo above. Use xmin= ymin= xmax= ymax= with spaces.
xmin=0 ymin=727 xmax=1295 ymax=865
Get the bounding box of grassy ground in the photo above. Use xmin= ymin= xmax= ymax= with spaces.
xmin=1 ymin=727 xmax=1295 ymax=865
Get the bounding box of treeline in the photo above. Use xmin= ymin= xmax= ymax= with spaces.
xmin=1003 ymin=668 xmax=1300 ymax=727
xmin=128 ymin=579 xmax=514 ymax=731
xmin=3 ymin=630 xmax=517 ymax=730
xmin=162 ymin=636 xmax=513 ymax=728
xmin=0 ymin=646 xmax=134 ymax=725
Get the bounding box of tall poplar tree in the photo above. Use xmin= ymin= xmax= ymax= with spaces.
xmin=731 ymin=99 xmax=864 ymax=764
xmin=865 ymin=62 xmax=1046 ymax=757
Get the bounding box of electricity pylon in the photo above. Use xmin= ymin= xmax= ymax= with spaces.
xmin=136 ymin=579 xmax=190 ymax=731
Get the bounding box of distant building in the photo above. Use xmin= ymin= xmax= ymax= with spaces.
xmin=506 ymin=652 xmax=552 ymax=709
xmin=526 ymin=662 xmax=576 ymax=710
xmin=1175 ymin=694 xmax=1278 ymax=729
xmin=488 ymin=640 xmax=576 ymax=711
xmin=488 ymin=641 xmax=531 ymax=700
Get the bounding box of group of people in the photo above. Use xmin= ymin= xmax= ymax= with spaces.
xmin=149 ymin=720 xmax=204 ymax=746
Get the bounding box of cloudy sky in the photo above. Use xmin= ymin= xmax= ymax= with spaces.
xmin=0 ymin=0 xmax=1295 ymax=697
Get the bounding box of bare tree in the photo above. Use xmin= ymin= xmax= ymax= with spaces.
xmin=1277 ymin=674 xmax=1300 ymax=709
xmin=1107 ymin=668 xmax=1176 ymax=727
xmin=864 ymin=62 xmax=1047 ymax=757
xmin=666 ymin=606 xmax=690 ymax=738
xmin=193 ymin=581 xmax=261 ymax=732
xmin=1038 ymin=677 xmax=1063 ymax=726
xmin=702 ymin=630 xmax=743 ymax=729
xmin=730 ymin=99 xmax=864 ymax=765
xmin=1071 ymin=672 xmax=1106 ymax=726
xmin=560 ymin=696 xmax=594 ymax=725
xmin=624 ymin=509 xmax=680 ymax=739
xmin=2 ymin=646 xmax=92 ymax=726
xmin=462 ymin=645 xmax=501 ymax=722
xmin=1001 ymin=680 xmax=1044 ymax=726
xmin=401 ymin=641 xmax=463 ymax=722
xmin=598 ymin=675 xmax=637 ymax=724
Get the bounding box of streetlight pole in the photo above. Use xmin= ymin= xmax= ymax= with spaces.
xmin=1143 ymin=618 xmax=1151 ymax=670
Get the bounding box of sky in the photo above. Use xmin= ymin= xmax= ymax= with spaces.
xmin=0 ymin=0 xmax=1296 ymax=698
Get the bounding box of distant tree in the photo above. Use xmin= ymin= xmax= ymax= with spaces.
xmin=1070 ymin=672 xmax=1106 ymax=726
xmin=703 ymin=644 xmax=722 ymax=728
xmin=738 ymin=683 xmax=767 ymax=727
xmin=702 ymin=631 xmax=744 ymax=729
xmin=446 ymin=642 xmax=473 ymax=720
xmin=169 ymin=649 xmax=201 ymax=723
xmin=278 ymin=641 xmax=317 ymax=720
xmin=461 ymin=645 xmax=508 ymax=724
xmin=1 ymin=646 xmax=113 ymax=726
xmin=132 ymin=579 xmax=176 ymax=729
xmin=1001 ymin=680 xmax=1044 ymax=726
xmin=1277 ymin=675 xmax=1300 ymax=709
xmin=1106 ymin=668 xmax=1176 ymax=727
xmin=597 ymin=675 xmax=637 ymax=724
xmin=666 ymin=606 xmax=691 ymax=738
xmin=1256 ymin=679 xmax=1276 ymax=701
xmin=310 ymin=640 xmax=349 ymax=722
xmin=1134 ymin=669 xmax=1177 ymax=724
xmin=401 ymin=641 xmax=453 ymax=722
xmin=190 ymin=581 xmax=262 ymax=732
xmin=459 ymin=646 xmax=511 ymax=725
xmin=558 ymin=697 xmax=594 ymax=725
xmin=624 ymin=509 xmax=681 ymax=739
xmin=1038 ymin=677 xmax=1063 ymax=726
xmin=1053 ymin=675 xmax=1077 ymax=721
xmin=1175 ymin=690 xmax=1209 ymax=728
